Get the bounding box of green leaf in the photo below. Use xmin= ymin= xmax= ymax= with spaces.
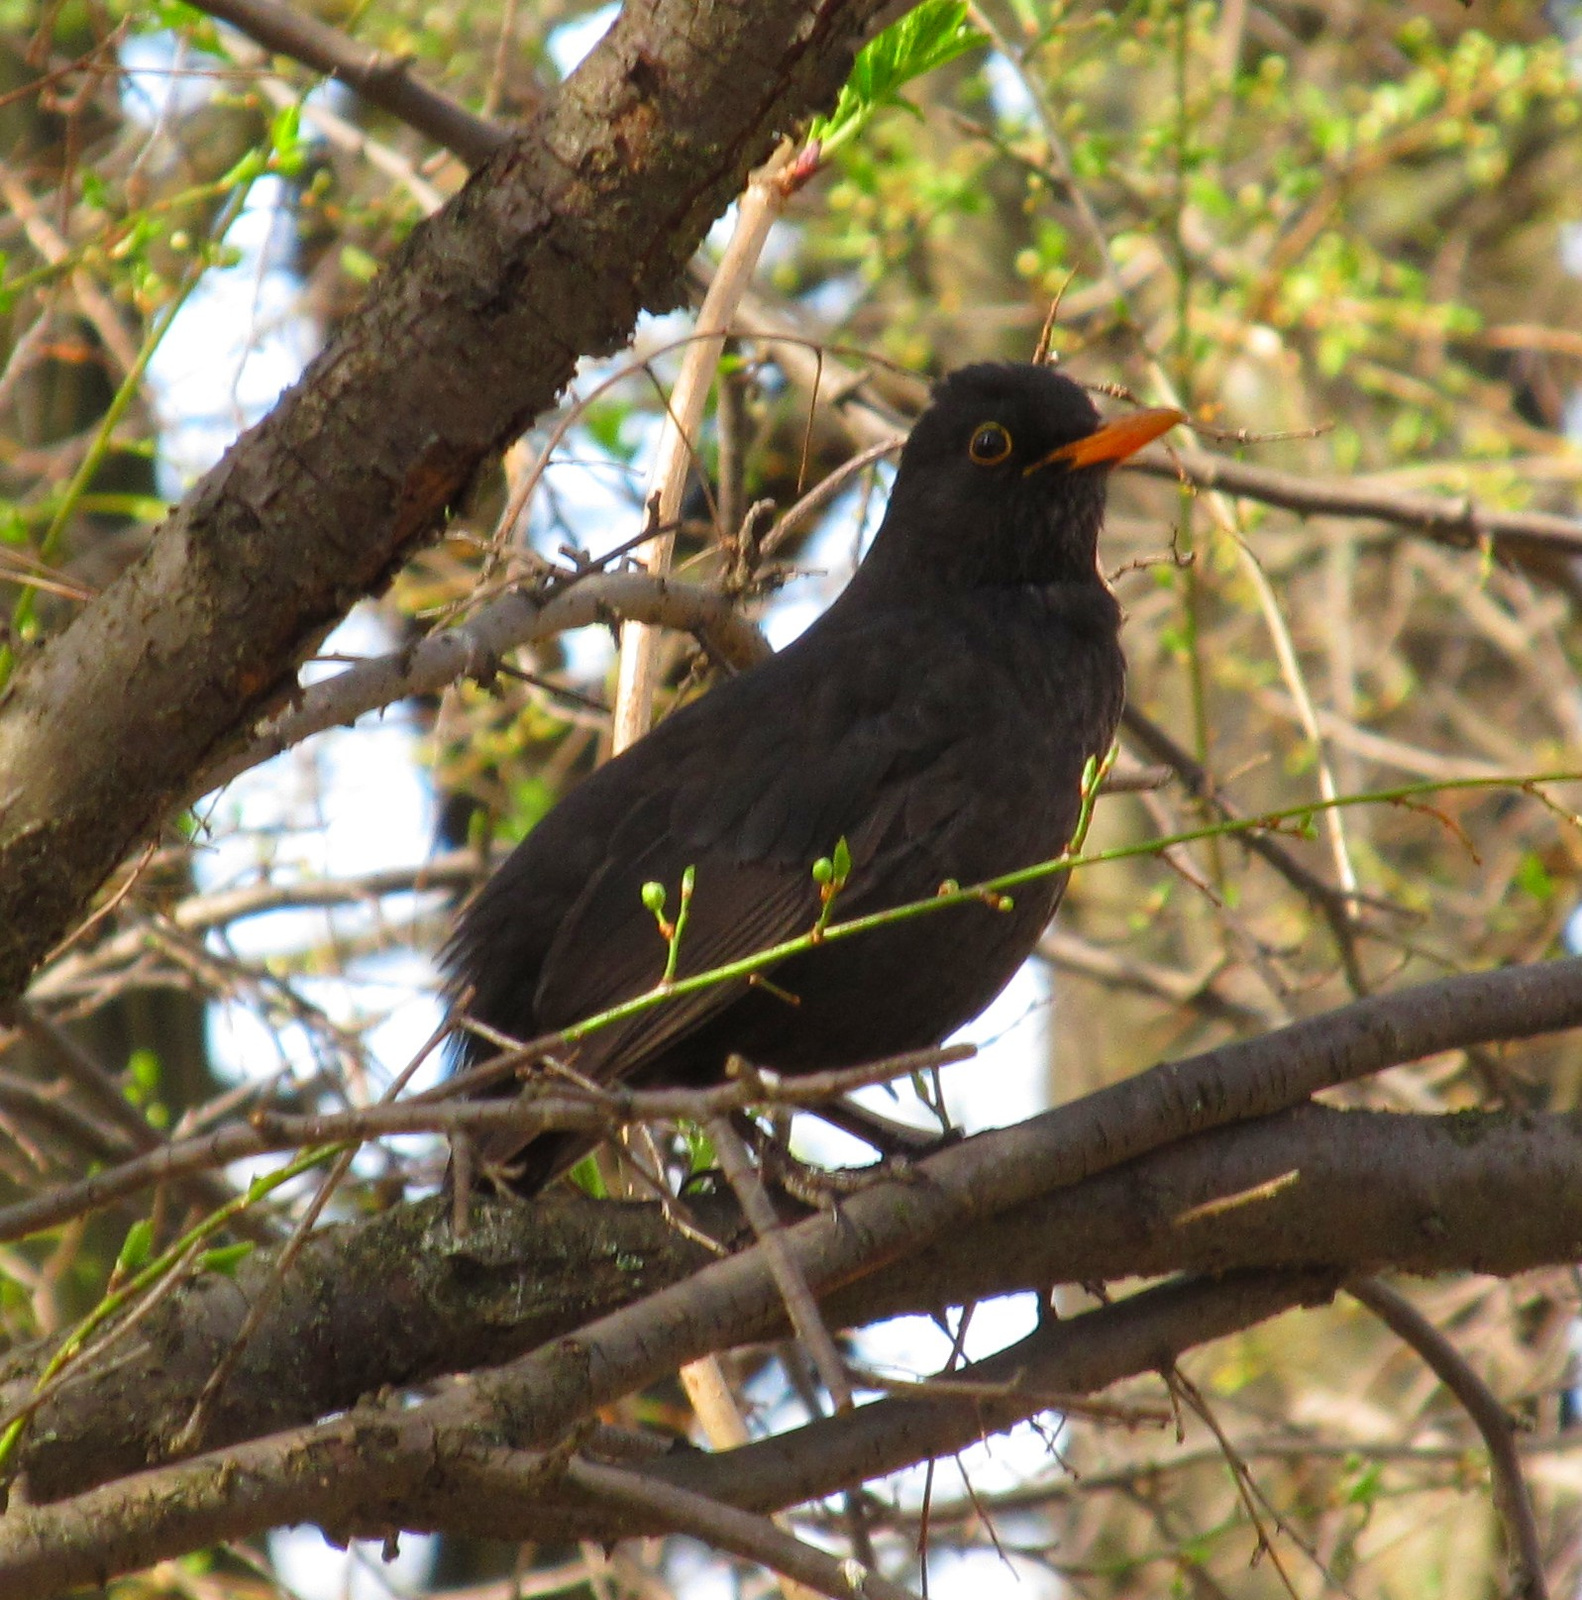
xmin=126 ymin=1046 xmax=161 ymax=1101
xmin=339 ymin=245 xmax=380 ymax=285
xmin=117 ymin=1219 xmax=154 ymax=1274
xmin=271 ymin=103 xmax=301 ymax=157
xmin=831 ymin=835 xmax=852 ymax=885
xmin=197 ymin=1242 xmax=255 ymax=1276
xmin=808 ymin=0 xmax=987 ymax=153
xmin=680 ymin=1120 xmax=717 ymax=1174
xmin=1515 ymin=852 xmax=1555 ymax=903
xmin=567 ymin=1152 xmax=608 ymax=1198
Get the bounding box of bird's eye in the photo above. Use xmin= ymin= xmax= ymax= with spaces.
xmin=968 ymin=422 xmax=1013 ymax=465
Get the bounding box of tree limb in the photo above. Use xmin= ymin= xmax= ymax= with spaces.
xmin=0 ymin=1269 xmax=1330 ymax=1595
xmin=191 ymin=573 xmax=771 ymax=798
xmin=193 ymin=0 xmax=516 ymax=165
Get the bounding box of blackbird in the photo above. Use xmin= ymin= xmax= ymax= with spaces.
xmin=444 ymin=363 xmax=1182 ymax=1190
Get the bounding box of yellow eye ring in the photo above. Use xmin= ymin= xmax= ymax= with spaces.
xmin=968 ymin=422 xmax=1013 ymax=466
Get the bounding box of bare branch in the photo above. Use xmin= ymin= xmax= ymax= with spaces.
xmin=564 ymin=1454 xmax=920 ymax=1600
xmin=1349 ymin=1278 xmax=1550 ymax=1600
xmin=13 ymin=1102 xmax=1582 ymax=1506
xmin=1131 ymin=442 xmax=1582 ymax=579
xmin=193 ymin=0 xmax=514 ymax=165
xmin=192 ymin=575 xmax=771 ymax=798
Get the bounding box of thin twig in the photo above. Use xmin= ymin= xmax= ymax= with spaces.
xmin=191 ymin=0 xmax=511 ymax=165
xmin=1120 ymin=705 xmax=1373 ymax=993
xmin=611 ymin=143 xmax=796 ymax=751
xmin=565 ymin=1454 xmax=919 ymax=1600
xmin=708 ymin=1113 xmax=854 ymax=1411
xmin=0 ymin=1046 xmax=975 ymax=1240
xmin=1349 ymin=1277 xmax=1549 ymax=1600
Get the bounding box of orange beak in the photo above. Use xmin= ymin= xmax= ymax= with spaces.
xmin=1025 ymin=406 xmax=1186 ymax=475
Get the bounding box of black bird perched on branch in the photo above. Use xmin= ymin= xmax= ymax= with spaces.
xmin=444 ymin=363 xmax=1182 ymax=1190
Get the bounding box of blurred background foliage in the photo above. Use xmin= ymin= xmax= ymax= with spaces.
xmin=3 ymin=0 xmax=1582 ymax=1595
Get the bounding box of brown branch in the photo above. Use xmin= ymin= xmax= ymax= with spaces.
xmin=1349 ymin=1278 xmax=1550 ymax=1600
xmin=563 ymin=1454 xmax=920 ymax=1600
xmin=0 ymin=1045 xmax=972 ymax=1242
xmin=192 ymin=0 xmax=514 ymax=166
xmin=0 ymin=1267 xmax=1328 ymax=1596
xmin=1130 ymin=441 xmax=1582 ymax=578
xmin=11 ymin=1101 xmax=1582 ymax=1508
xmin=192 ymin=574 xmax=771 ymax=798
xmin=707 ymin=1112 xmax=853 ymax=1410
xmin=650 ymin=1271 xmax=1334 ymax=1520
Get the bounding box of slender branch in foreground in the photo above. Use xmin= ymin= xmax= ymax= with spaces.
xmin=611 ymin=143 xmax=796 ymax=750
xmin=1349 ymin=1278 xmax=1549 ymax=1600
xmin=192 ymin=0 xmax=513 ymax=165
xmin=707 ymin=1113 xmax=853 ymax=1411
xmin=0 ymin=1046 xmax=972 ymax=1242
xmin=564 ymin=1455 xmax=918 ymax=1600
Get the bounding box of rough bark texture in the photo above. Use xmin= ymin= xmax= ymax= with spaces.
xmin=0 ymin=1269 xmax=1335 ymax=1597
xmin=0 ymin=0 xmax=890 ymax=1000
xmin=3 ymin=1191 xmax=739 ymax=1502
xmin=10 ymin=1104 xmax=1582 ymax=1504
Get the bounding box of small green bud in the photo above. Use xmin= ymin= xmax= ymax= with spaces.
xmin=641 ymin=881 xmax=667 ymax=915
xmin=812 ymin=857 xmax=834 ymax=885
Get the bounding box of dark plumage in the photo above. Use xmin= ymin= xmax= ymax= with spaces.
xmin=444 ymin=363 xmax=1182 ymax=1189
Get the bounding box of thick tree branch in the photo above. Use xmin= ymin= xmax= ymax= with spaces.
xmin=0 ymin=0 xmax=893 ymax=1002
xmin=0 ymin=1269 xmax=1329 ymax=1594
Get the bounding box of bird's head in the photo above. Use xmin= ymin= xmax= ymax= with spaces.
xmin=860 ymin=363 xmax=1183 ymax=591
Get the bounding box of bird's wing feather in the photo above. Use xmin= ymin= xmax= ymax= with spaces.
xmin=525 ymin=611 xmax=982 ymax=1080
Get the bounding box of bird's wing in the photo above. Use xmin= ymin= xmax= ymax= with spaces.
xmin=525 ymin=609 xmax=986 ymax=1082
